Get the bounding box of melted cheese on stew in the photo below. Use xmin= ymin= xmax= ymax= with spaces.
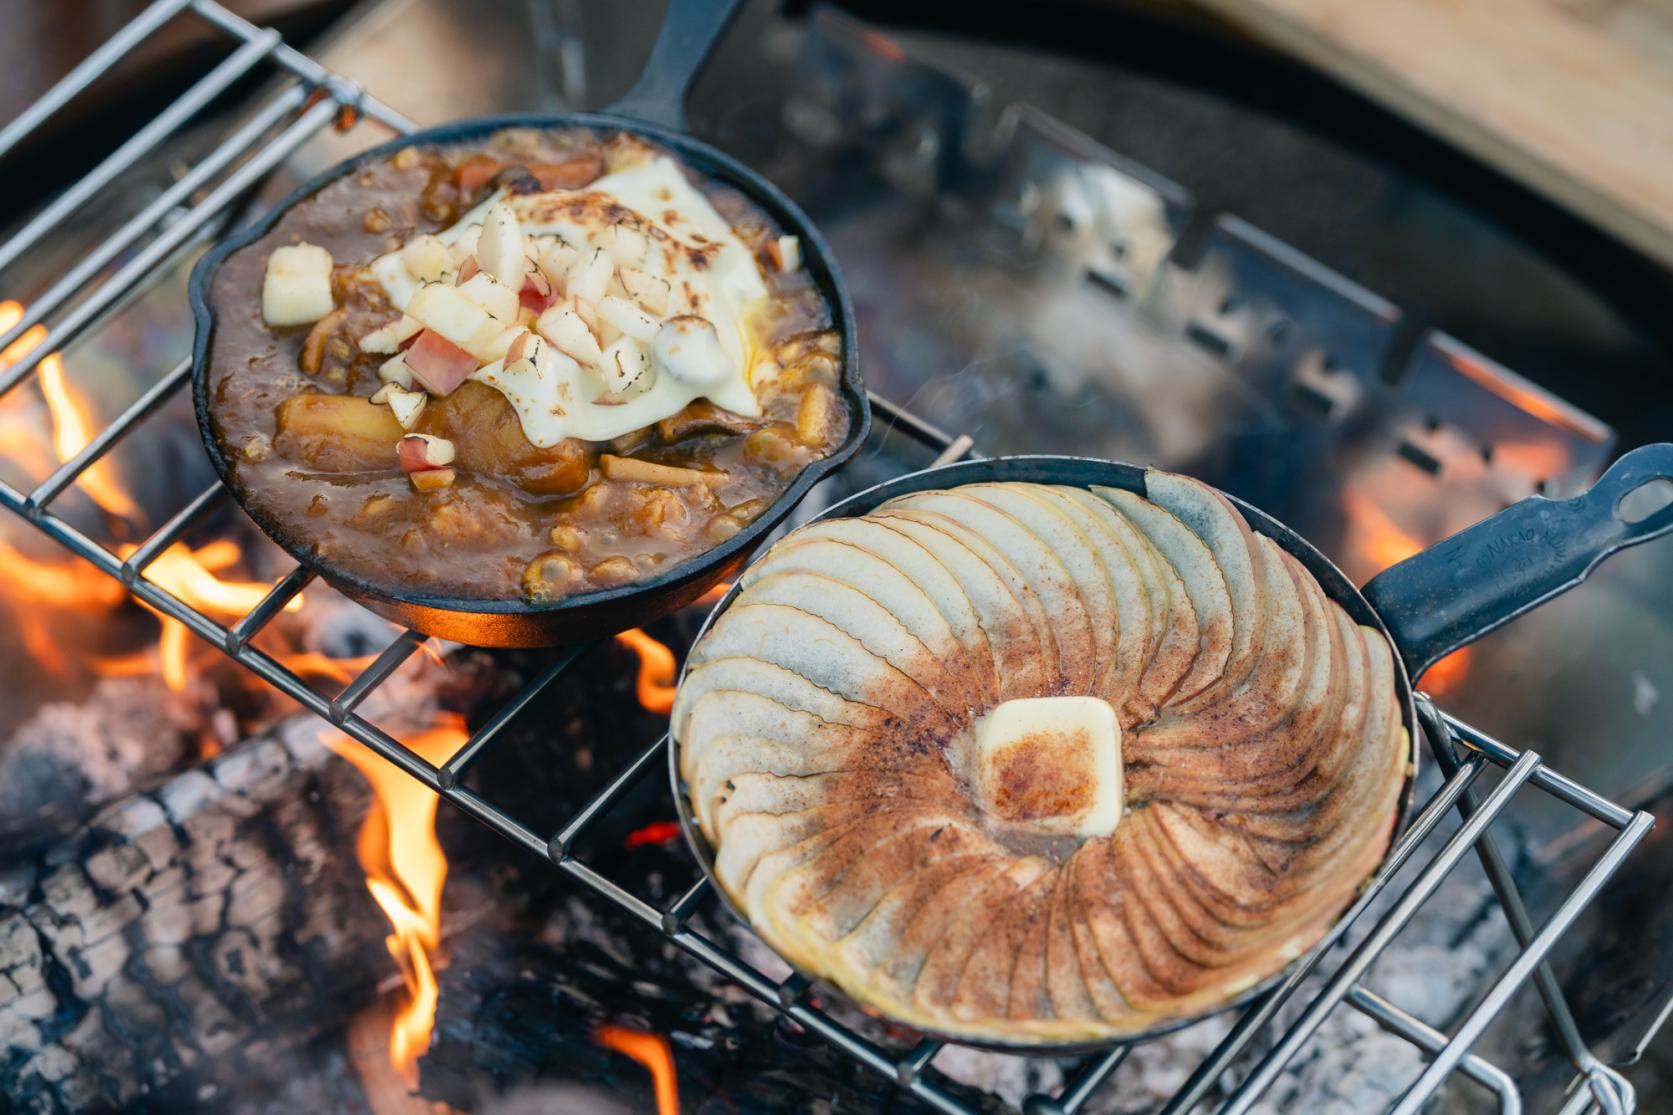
xmin=364 ymin=154 xmax=772 ymax=446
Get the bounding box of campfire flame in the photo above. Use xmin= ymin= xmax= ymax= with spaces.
xmin=0 ymin=297 xmax=346 ymax=697
xmin=0 ymin=300 xmax=136 ymax=518
xmin=595 ymin=1024 xmax=681 ymax=1115
xmin=614 ymin=582 xmax=731 ymax=716
xmin=120 ymin=539 xmax=307 ymax=692
xmin=329 ymin=717 xmax=467 ymax=1083
xmin=1 ymin=296 xmax=458 ymax=1091
xmin=616 ymin=627 xmax=678 ymax=715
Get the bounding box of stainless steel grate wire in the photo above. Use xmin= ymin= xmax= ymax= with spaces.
xmin=0 ymin=4 xmax=1652 ymax=1111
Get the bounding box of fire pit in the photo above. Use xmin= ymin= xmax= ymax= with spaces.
xmin=0 ymin=3 xmax=1667 ymax=1113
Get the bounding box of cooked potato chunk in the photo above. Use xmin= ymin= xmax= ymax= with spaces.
xmin=273 ymin=393 xmax=404 ymax=471
xmin=419 ymin=381 xmax=590 ymax=495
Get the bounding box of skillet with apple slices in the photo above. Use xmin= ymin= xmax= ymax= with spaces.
xmin=672 ymin=466 xmax=1407 ymax=1043
xmin=672 ymin=445 xmax=1673 ymax=1046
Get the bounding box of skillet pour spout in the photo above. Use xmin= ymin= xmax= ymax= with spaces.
xmin=189 ymin=0 xmax=867 ymax=647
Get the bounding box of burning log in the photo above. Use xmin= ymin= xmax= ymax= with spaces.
xmin=0 ymin=675 xmax=198 ymax=851
xmin=0 ymin=716 xmax=392 ymax=1113
xmin=0 ymin=628 xmax=669 ymax=1114
xmin=0 ymin=658 xmax=532 ymax=1115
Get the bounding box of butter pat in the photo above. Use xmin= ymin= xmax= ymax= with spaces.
xmin=973 ymin=696 xmax=1122 ymax=838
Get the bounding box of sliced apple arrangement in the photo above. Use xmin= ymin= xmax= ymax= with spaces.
xmin=258 ymin=153 xmax=802 ymax=493
xmin=673 ymin=472 xmax=1408 ymax=1043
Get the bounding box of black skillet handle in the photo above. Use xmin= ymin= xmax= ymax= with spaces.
xmin=603 ymin=0 xmax=747 ymax=132
xmin=1363 ymin=442 xmax=1673 ymax=684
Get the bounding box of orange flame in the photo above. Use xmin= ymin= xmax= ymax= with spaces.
xmin=1343 ymin=489 xmax=1471 ymax=696
xmin=118 ymin=539 xmax=305 ymax=692
xmin=329 ymin=717 xmax=467 ymax=1081
xmin=616 ymin=627 xmax=677 ymax=715
xmin=1 ymin=298 xmax=320 ymax=697
xmin=614 ymin=582 xmax=730 ymax=716
xmin=0 ymin=540 xmax=125 ymax=609
xmin=595 ymin=1024 xmax=680 ymax=1115
xmin=0 ymin=300 xmax=136 ymax=518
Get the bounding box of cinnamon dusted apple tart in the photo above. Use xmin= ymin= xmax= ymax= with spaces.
xmin=672 ymin=469 xmax=1408 ymax=1044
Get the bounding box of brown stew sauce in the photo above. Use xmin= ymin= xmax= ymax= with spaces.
xmin=206 ymin=128 xmax=847 ymax=602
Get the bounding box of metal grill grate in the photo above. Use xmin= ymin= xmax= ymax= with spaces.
xmin=0 ymin=4 xmax=1654 ymax=1112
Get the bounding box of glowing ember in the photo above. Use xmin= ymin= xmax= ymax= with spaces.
xmin=329 ymin=717 xmax=467 ymax=1082
xmin=595 ymin=1024 xmax=680 ymax=1115
xmin=625 ymin=820 xmax=683 ymax=848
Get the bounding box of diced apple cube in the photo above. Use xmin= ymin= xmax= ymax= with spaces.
xmin=535 ymin=238 xmax=581 ymax=287
xmin=505 ymin=330 xmax=539 ymax=369
xmin=598 ymin=295 xmax=660 ymax=343
xmin=465 ymin=324 xmax=527 ymax=364
xmin=653 ymin=315 xmax=731 ymax=386
xmin=456 ymin=272 xmax=520 ymax=323
xmin=358 ymin=315 xmax=421 ymax=354
xmin=405 ymin=329 xmax=480 ymax=396
xmin=569 ymin=296 xmax=599 ymax=334
xmin=399 ymin=433 xmax=455 ymax=472
xmin=475 ymin=202 xmax=527 ymax=288
xmin=378 ymin=352 xmax=414 ymax=388
xmin=619 ymin=266 xmax=671 ymax=315
xmin=601 ymin=336 xmax=654 ymax=397
xmin=262 ymin=243 xmax=335 ymax=326
xmin=536 ymin=305 xmax=603 ymax=367
xmin=401 ymin=234 xmax=453 ymax=282
xmin=767 ymin=234 xmax=802 ymax=273
xmin=449 ymin=224 xmax=482 ymax=264
xmin=564 ymin=246 xmax=613 ymax=306
xmin=602 ymin=222 xmax=649 ymax=267
xmin=406 ymin=282 xmax=492 ymax=345
xmin=385 ymin=387 xmax=428 ymax=430
xmin=410 ymin=466 xmax=456 ymax=492
xmin=519 ymin=267 xmax=557 ymax=315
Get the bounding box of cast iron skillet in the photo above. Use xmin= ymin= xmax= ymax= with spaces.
xmin=189 ymin=0 xmax=869 ymax=647
xmin=671 ymin=444 xmax=1673 ymax=1051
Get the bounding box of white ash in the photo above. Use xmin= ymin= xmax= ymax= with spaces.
xmin=1632 ymin=671 xmax=1660 ymax=718
xmin=0 ymin=676 xmax=197 ymax=844
xmin=290 ymin=581 xmax=409 ymax=659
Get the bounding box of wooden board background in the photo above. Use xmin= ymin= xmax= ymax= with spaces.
xmin=1183 ymin=0 xmax=1673 ymax=270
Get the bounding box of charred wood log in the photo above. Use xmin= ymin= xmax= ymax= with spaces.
xmin=0 ymin=676 xmax=197 ymax=852
xmin=0 ymin=717 xmax=392 ymax=1113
